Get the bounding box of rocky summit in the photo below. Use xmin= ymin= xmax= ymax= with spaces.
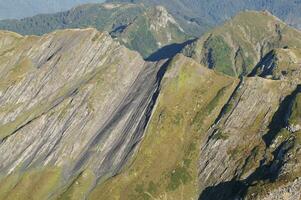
xmin=0 ymin=3 xmax=301 ymax=200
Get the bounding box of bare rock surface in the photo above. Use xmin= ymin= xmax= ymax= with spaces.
xmin=0 ymin=28 xmax=167 ymax=198
xmin=198 ymin=74 xmax=301 ymax=199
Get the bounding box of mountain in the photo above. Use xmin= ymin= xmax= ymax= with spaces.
xmin=0 ymin=29 xmax=238 ymax=199
xmin=108 ymin=0 xmax=301 ymax=34
xmin=0 ymin=0 xmax=105 ymax=19
xmin=0 ymin=28 xmax=167 ymax=199
xmin=1 ymin=23 xmax=301 ymax=200
xmin=1 ymin=8 xmax=301 ymax=200
xmin=89 ymin=54 xmax=239 ymax=200
xmin=183 ymin=11 xmax=301 ymax=76
xmin=0 ymin=3 xmax=189 ymax=58
xmin=107 ymin=0 xmax=214 ymax=36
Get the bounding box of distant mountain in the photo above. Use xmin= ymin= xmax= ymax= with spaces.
xmin=0 ymin=0 xmax=105 ymax=19
xmin=108 ymin=0 xmax=301 ymax=34
xmin=183 ymin=11 xmax=301 ymax=77
xmin=0 ymin=3 xmax=189 ymax=58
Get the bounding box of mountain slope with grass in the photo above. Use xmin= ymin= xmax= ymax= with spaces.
xmin=0 ymin=0 xmax=105 ymax=19
xmin=109 ymin=0 xmax=301 ymax=34
xmin=183 ymin=11 xmax=301 ymax=76
xmin=88 ymin=54 xmax=238 ymax=200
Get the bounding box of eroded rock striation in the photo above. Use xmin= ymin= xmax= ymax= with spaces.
xmin=0 ymin=28 xmax=167 ymax=199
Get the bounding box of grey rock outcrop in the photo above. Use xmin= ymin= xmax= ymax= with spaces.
xmin=0 ymin=28 xmax=167 ymax=198
xmin=198 ymin=77 xmax=300 ymax=200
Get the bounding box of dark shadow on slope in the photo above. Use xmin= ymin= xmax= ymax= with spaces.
xmin=146 ymin=39 xmax=196 ymax=61
xmin=262 ymin=85 xmax=301 ymax=146
xmin=213 ymin=77 xmax=244 ymax=125
xmin=199 ymin=180 xmax=247 ymax=200
xmin=248 ymin=50 xmax=276 ymax=77
xmin=198 ymin=146 xmax=290 ymax=200
xmin=199 ymin=137 xmax=296 ymax=200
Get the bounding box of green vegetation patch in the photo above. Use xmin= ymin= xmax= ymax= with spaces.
xmin=203 ymin=35 xmax=234 ymax=76
xmin=0 ymin=167 xmax=62 ymax=200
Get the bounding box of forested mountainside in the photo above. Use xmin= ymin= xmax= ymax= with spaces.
xmin=0 ymin=3 xmax=189 ymax=58
xmin=109 ymin=0 xmax=301 ymax=31
xmin=0 ymin=0 xmax=105 ymax=19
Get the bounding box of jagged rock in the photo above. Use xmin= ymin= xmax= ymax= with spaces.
xmin=287 ymin=124 xmax=301 ymax=133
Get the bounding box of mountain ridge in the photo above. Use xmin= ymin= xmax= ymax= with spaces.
xmin=108 ymin=0 xmax=301 ymax=32
xmin=183 ymin=10 xmax=301 ymax=76
xmin=0 ymin=6 xmax=301 ymax=200
xmin=0 ymin=0 xmax=105 ymax=19
xmin=0 ymin=3 xmax=189 ymax=58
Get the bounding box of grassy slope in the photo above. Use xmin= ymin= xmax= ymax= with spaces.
xmin=0 ymin=167 xmax=63 ymax=200
xmin=87 ymin=54 xmax=238 ymax=200
xmin=184 ymin=11 xmax=301 ymax=77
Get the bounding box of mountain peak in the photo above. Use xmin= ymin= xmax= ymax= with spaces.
xmin=183 ymin=10 xmax=301 ymax=77
xmin=147 ymin=5 xmax=184 ymax=32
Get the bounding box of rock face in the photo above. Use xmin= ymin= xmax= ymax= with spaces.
xmin=0 ymin=29 xmax=167 ymax=199
xmin=198 ymin=77 xmax=296 ymax=199
xmin=197 ymin=51 xmax=301 ymax=199
xmin=0 ymin=3 xmax=189 ymax=58
xmin=183 ymin=11 xmax=301 ymax=77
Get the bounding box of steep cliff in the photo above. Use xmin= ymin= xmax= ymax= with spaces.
xmin=251 ymin=47 xmax=301 ymax=82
